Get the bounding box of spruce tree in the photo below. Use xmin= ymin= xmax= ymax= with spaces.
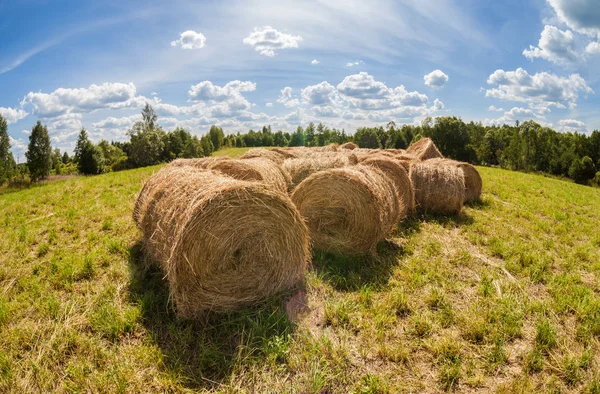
xmin=25 ymin=121 xmax=52 ymax=181
xmin=0 ymin=114 xmax=15 ymax=184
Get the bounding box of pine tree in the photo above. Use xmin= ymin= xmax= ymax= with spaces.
xmin=25 ymin=121 xmax=52 ymax=181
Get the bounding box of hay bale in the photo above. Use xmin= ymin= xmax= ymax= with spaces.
xmin=409 ymin=160 xmax=465 ymax=215
xmin=362 ymin=156 xmax=415 ymax=216
xmin=283 ymin=156 xmax=351 ymax=189
xmin=291 ymin=165 xmax=398 ymax=254
xmin=270 ymin=147 xmax=298 ymax=159
xmin=168 ymin=156 xmax=229 ymax=169
xmin=239 ymin=148 xmax=286 ymax=164
xmin=429 ymin=159 xmax=482 ymax=203
xmin=208 ymin=158 xmax=290 ymax=192
xmin=340 ymin=141 xmax=358 ymax=150
xmin=319 ymin=143 xmax=339 ymax=152
xmin=406 ymin=138 xmax=444 ymax=160
xmin=134 ymin=166 xmax=310 ymax=318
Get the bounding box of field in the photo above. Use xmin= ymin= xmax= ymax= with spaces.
xmin=1 ymin=148 xmax=600 ymax=393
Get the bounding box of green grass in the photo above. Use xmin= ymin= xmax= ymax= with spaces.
xmin=1 ymin=150 xmax=600 ymax=392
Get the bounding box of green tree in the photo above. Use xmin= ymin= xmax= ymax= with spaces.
xmin=51 ymin=148 xmax=62 ymax=174
xmin=289 ymin=126 xmax=305 ymax=147
xmin=200 ymin=135 xmax=214 ymax=156
xmin=569 ymin=156 xmax=596 ymax=184
xmin=97 ymin=140 xmax=126 ymax=167
xmin=25 ymin=121 xmax=52 ymax=181
xmin=127 ymin=105 xmax=165 ymax=167
xmin=354 ymin=127 xmax=381 ymax=149
xmin=62 ymin=151 xmax=70 ymax=164
xmin=78 ymin=142 xmax=105 ymax=175
xmin=209 ymin=125 xmax=225 ymax=151
xmin=305 ymin=123 xmax=316 ymax=147
xmin=0 ymin=114 xmax=16 ymax=184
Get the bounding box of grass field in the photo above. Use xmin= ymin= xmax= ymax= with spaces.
xmin=1 ymin=149 xmax=600 ymax=393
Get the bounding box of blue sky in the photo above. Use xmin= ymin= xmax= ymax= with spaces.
xmin=1 ymin=0 xmax=599 ymax=158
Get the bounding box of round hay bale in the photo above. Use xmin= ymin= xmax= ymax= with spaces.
xmin=409 ymin=160 xmax=465 ymax=215
xmin=362 ymin=156 xmax=414 ymax=217
xmin=320 ymin=143 xmax=339 ymax=152
xmin=134 ymin=166 xmax=310 ymax=318
xmin=291 ymin=165 xmax=397 ymax=254
xmin=283 ymin=156 xmax=351 ymax=189
xmin=270 ymin=147 xmax=298 ymax=159
xmin=208 ymin=158 xmax=289 ymax=192
xmin=406 ymin=138 xmax=444 ymax=160
xmin=239 ymin=148 xmax=286 ymax=164
xmin=428 ymin=159 xmax=482 ymax=203
xmin=340 ymin=141 xmax=358 ymax=150
xmin=168 ymin=156 xmax=229 ymax=169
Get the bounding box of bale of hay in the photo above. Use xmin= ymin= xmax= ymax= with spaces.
xmin=283 ymin=156 xmax=351 ymax=189
xmin=270 ymin=147 xmax=298 ymax=159
xmin=168 ymin=156 xmax=229 ymax=169
xmin=291 ymin=165 xmax=398 ymax=254
xmin=406 ymin=138 xmax=444 ymax=160
xmin=362 ymin=156 xmax=415 ymax=216
xmin=409 ymin=160 xmax=465 ymax=215
xmin=134 ymin=166 xmax=310 ymax=318
xmin=340 ymin=141 xmax=358 ymax=150
xmin=428 ymin=159 xmax=482 ymax=203
xmin=239 ymin=148 xmax=286 ymax=164
xmin=208 ymin=158 xmax=290 ymax=192
xmin=320 ymin=143 xmax=339 ymax=152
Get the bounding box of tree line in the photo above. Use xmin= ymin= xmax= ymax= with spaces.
xmin=1 ymin=104 xmax=599 ymax=186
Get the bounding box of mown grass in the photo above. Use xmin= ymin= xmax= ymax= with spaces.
xmin=1 ymin=149 xmax=600 ymax=392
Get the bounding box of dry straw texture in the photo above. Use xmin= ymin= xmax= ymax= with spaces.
xmin=291 ymin=165 xmax=397 ymax=254
xmin=209 ymin=158 xmax=290 ymax=192
xmin=409 ymin=160 xmax=465 ymax=215
xmin=270 ymin=147 xmax=298 ymax=159
xmin=340 ymin=141 xmax=358 ymax=150
xmin=362 ymin=156 xmax=415 ymax=217
xmin=239 ymin=148 xmax=286 ymax=164
xmin=429 ymin=158 xmax=482 ymax=203
xmin=406 ymin=137 xmax=444 ymax=160
xmin=134 ymin=166 xmax=310 ymax=318
xmin=168 ymin=156 xmax=229 ymax=169
xmin=283 ymin=156 xmax=352 ymax=189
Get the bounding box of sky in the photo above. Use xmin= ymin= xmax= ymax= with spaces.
xmin=1 ymin=0 xmax=599 ymax=159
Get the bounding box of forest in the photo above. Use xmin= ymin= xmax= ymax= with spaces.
xmin=1 ymin=104 xmax=599 ymax=186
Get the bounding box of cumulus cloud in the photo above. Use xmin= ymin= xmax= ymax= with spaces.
xmin=547 ymin=0 xmax=600 ymax=37
xmin=523 ymin=25 xmax=577 ymax=64
xmin=485 ymin=67 xmax=593 ymax=111
xmin=170 ymin=30 xmax=206 ymax=49
xmin=0 ymin=107 xmax=28 ymax=124
xmin=484 ymin=107 xmax=538 ymax=126
xmin=188 ymin=80 xmax=256 ymax=114
xmin=559 ymin=118 xmax=587 ymax=132
xmin=301 ymin=81 xmax=340 ymax=106
xmin=432 ymin=98 xmax=445 ymax=110
xmin=488 ymin=105 xmax=505 ymax=112
xmin=20 ymin=82 xmax=138 ymax=118
xmin=586 ymin=41 xmax=600 ymax=54
xmin=266 ymin=102 xmax=273 ymax=107
xmin=91 ymin=115 xmax=139 ymax=129
xmin=311 ymin=59 xmax=320 ymax=65
xmin=423 ymin=70 xmax=449 ymax=88
xmin=242 ymin=26 xmax=302 ymax=56
xmin=276 ymin=87 xmax=300 ymax=108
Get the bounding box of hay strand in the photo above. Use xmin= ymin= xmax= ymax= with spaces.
xmin=409 ymin=160 xmax=465 ymax=215
xmin=362 ymin=156 xmax=414 ymax=217
xmin=208 ymin=158 xmax=290 ymax=192
xmin=406 ymin=138 xmax=444 ymax=160
xmin=239 ymin=148 xmax=286 ymax=164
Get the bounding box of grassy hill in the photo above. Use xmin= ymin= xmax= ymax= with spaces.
xmin=1 ymin=151 xmax=600 ymax=393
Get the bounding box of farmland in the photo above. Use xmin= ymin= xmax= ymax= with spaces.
xmin=1 ymin=149 xmax=600 ymax=393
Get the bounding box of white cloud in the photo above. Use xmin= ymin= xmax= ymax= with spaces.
xmin=242 ymin=26 xmax=302 ymax=56
xmin=547 ymin=0 xmax=600 ymax=37
xmin=346 ymin=60 xmax=364 ymax=67
xmin=488 ymin=105 xmax=505 ymax=112
xmin=266 ymin=102 xmax=273 ymax=107
xmin=20 ymin=82 xmax=138 ymax=118
xmin=311 ymin=59 xmax=320 ymax=65
xmin=188 ymin=80 xmax=256 ymax=114
xmin=523 ymin=25 xmax=577 ymax=64
xmin=586 ymin=41 xmax=600 ymax=54
xmin=301 ymin=81 xmax=340 ymax=106
xmin=91 ymin=115 xmax=139 ymax=129
xmin=277 ymin=87 xmax=300 ymax=107
xmin=337 ymin=72 xmax=389 ymax=100
xmin=0 ymin=107 xmax=28 ymax=124
xmin=9 ymin=136 xmax=27 ymax=152
xmin=486 ymin=68 xmax=593 ymax=111
xmin=423 ymin=70 xmax=449 ymax=88
xmin=170 ymin=30 xmax=206 ymax=49
xmin=432 ymin=98 xmax=445 ymax=110
xmin=151 ymin=91 xmax=158 ymax=96
xmin=484 ymin=107 xmax=537 ymax=126
xmin=559 ymin=118 xmax=587 ymax=132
